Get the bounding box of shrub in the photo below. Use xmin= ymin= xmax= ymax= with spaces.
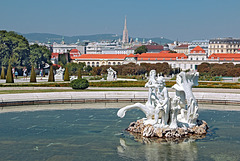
xmin=70 ymin=79 xmax=89 ymax=90
xmin=1 ymin=67 xmax=5 ymax=79
xmin=64 ymin=67 xmax=70 ymax=81
xmin=6 ymin=63 xmax=14 ymax=83
xmin=30 ymin=65 xmax=37 ymax=82
xmin=48 ymin=65 xmax=55 ymax=82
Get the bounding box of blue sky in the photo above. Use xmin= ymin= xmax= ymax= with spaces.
xmin=1 ymin=0 xmax=240 ymax=41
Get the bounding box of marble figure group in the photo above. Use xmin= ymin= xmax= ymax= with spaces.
xmin=117 ymin=70 xmax=200 ymax=129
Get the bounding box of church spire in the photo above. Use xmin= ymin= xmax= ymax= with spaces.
xmin=122 ymin=16 xmax=129 ymax=44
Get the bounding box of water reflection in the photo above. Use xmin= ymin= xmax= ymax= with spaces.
xmin=117 ymin=132 xmax=207 ymax=161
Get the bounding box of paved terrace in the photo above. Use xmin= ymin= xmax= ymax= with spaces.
xmin=0 ymin=87 xmax=240 ymax=107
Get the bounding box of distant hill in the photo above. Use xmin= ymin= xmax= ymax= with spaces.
xmin=20 ymin=33 xmax=173 ymax=45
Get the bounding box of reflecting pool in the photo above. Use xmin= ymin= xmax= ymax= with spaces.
xmin=0 ymin=103 xmax=239 ymax=161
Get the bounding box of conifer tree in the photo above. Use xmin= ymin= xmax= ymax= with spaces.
xmin=64 ymin=67 xmax=70 ymax=81
xmin=1 ymin=67 xmax=5 ymax=79
xmin=78 ymin=68 xmax=82 ymax=79
xmin=48 ymin=65 xmax=55 ymax=82
xmin=6 ymin=63 xmax=14 ymax=83
xmin=30 ymin=65 xmax=36 ymax=82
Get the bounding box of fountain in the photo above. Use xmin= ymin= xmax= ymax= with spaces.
xmin=117 ymin=70 xmax=208 ymax=138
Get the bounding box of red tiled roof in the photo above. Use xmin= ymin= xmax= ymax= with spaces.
xmin=51 ymin=53 xmax=59 ymax=56
xmin=159 ymin=50 xmax=170 ymax=54
xmin=73 ymin=54 xmax=128 ymax=60
xmin=51 ymin=53 xmax=59 ymax=58
xmin=208 ymin=53 xmax=240 ymax=60
xmin=145 ymin=45 xmax=163 ymax=50
xmin=52 ymin=64 xmax=61 ymax=67
xmin=190 ymin=46 xmax=205 ymax=53
xmin=175 ymin=44 xmax=188 ymax=49
xmin=70 ymin=49 xmax=79 ymax=53
xmin=126 ymin=53 xmax=138 ymax=57
xmin=137 ymin=52 xmax=187 ymax=61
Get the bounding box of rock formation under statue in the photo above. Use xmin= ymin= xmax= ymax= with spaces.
xmin=117 ymin=70 xmax=208 ymax=139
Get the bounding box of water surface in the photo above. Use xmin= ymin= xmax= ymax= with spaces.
xmin=0 ymin=103 xmax=239 ymax=161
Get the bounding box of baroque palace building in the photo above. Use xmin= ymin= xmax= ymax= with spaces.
xmin=71 ymin=46 xmax=240 ymax=70
xmin=208 ymin=37 xmax=240 ymax=55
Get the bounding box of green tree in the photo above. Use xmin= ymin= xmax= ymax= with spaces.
xmin=78 ymin=68 xmax=82 ymax=79
xmin=58 ymin=54 xmax=68 ymax=66
xmin=30 ymin=65 xmax=36 ymax=82
xmin=48 ymin=65 xmax=55 ymax=82
xmin=29 ymin=44 xmax=51 ymax=69
xmin=6 ymin=63 xmax=14 ymax=83
xmin=85 ymin=66 xmax=92 ymax=73
xmin=64 ymin=67 xmax=70 ymax=81
xmin=1 ymin=67 xmax=5 ymax=79
xmin=0 ymin=30 xmax=30 ymax=67
xmin=134 ymin=45 xmax=148 ymax=54
xmin=66 ymin=62 xmax=85 ymax=75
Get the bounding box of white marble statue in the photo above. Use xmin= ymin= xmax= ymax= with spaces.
xmin=172 ymin=71 xmax=199 ymax=127
xmin=117 ymin=70 xmax=170 ymax=126
xmin=107 ymin=67 xmax=117 ymax=81
xmin=117 ymin=70 xmax=156 ymax=124
xmin=169 ymin=96 xmax=181 ymax=129
xmin=154 ymin=76 xmax=170 ymax=127
xmin=117 ymin=70 xmax=200 ymax=129
xmin=54 ymin=67 xmax=65 ymax=81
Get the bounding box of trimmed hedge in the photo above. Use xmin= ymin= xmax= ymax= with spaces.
xmin=70 ymin=79 xmax=89 ymax=90
xmin=48 ymin=65 xmax=55 ymax=82
xmin=30 ymin=65 xmax=36 ymax=82
xmin=64 ymin=67 xmax=70 ymax=81
xmin=1 ymin=67 xmax=5 ymax=79
xmin=6 ymin=64 xmax=14 ymax=83
xmin=78 ymin=69 xmax=82 ymax=79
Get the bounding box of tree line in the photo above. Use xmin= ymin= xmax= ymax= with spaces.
xmin=197 ymin=63 xmax=240 ymax=77
xmin=90 ymin=62 xmax=176 ymax=76
xmin=0 ymin=30 xmax=51 ymax=75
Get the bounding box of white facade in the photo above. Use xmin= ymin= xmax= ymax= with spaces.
xmin=85 ymin=41 xmax=134 ymax=54
xmin=52 ymin=43 xmax=78 ymax=53
xmin=188 ymin=40 xmax=209 ymax=56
